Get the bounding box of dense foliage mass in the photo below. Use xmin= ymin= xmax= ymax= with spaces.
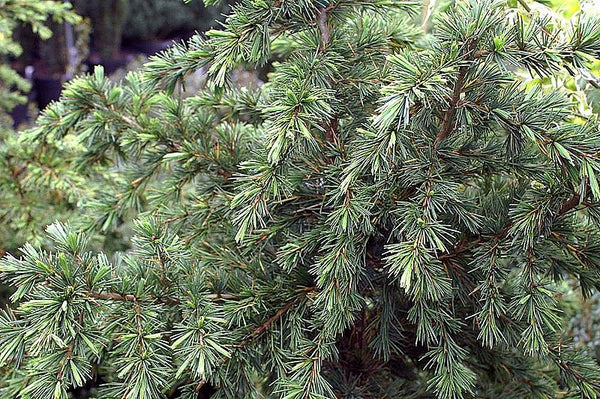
xmin=0 ymin=0 xmax=79 ymax=249
xmin=2 ymin=0 xmax=600 ymax=398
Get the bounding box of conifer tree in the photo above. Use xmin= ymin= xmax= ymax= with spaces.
xmin=3 ymin=0 xmax=600 ymax=398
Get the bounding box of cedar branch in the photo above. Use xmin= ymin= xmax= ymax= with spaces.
xmin=89 ymin=291 xmax=239 ymax=305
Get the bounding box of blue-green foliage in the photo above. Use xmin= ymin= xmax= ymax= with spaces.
xmin=2 ymin=0 xmax=600 ymax=398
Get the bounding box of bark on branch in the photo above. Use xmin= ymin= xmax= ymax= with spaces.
xmin=441 ymin=191 xmax=584 ymax=260
xmin=435 ymin=39 xmax=479 ymax=148
xmin=317 ymin=6 xmax=332 ymax=50
xmin=89 ymin=291 xmax=239 ymax=305
xmin=435 ymin=64 xmax=468 ymax=146
xmin=238 ymin=287 xmax=316 ymax=346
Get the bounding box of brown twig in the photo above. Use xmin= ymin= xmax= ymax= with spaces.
xmin=317 ymin=6 xmax=332 ymax=50
xmin=89 ymin=290 xmax=239 ymax=305
xmin=434 ymin=36 xmax=484 ymax=149
xmin=516 ymin=0 xmax=532 ymax=12
xmin=435 ymin=66 xmax=469 ymax=146
xmin=559 ymin=192 xmax=581 ymax=215
xmin=90 ymin=291 xmax=138 ymax=303
xmin=178 ymin=288 xmax=317 ymax=392
xmin=315 ymin=5 xmax=340 ymax=147
xmin=252 ymin=297 xmax=299 ymax=336
xmin=238 ymin=287 xmax=316 ymax=347
xmin=442 ymin=191 xmax=585 ymax=260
